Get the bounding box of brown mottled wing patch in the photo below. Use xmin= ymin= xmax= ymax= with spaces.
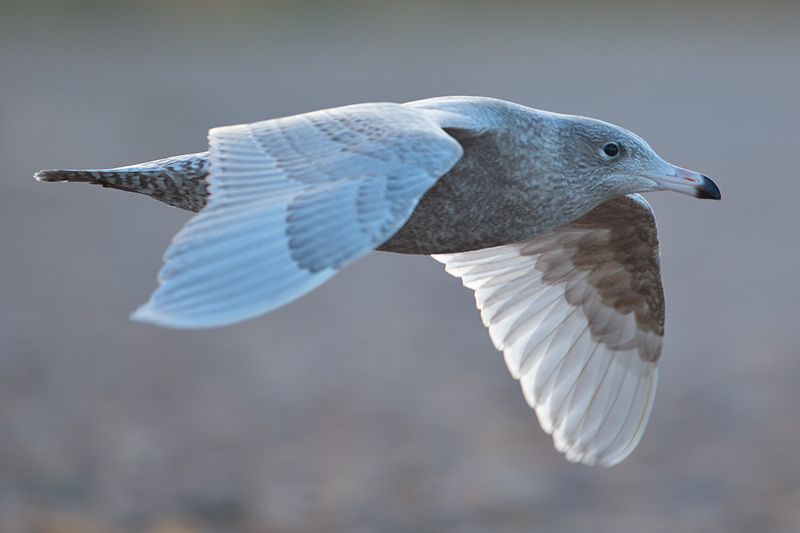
xmin=557 ymin=194 xmax=665 ymax=343
xmin=522 ymin=193 xmax=665 ymax=359
xmin=433 ymin=194 xmax=663 ymax=467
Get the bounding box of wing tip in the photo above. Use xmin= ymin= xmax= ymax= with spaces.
xmin=129 ymin=301 xmax=206 ymax=330
xmin=129 ymin=302 xmax=166 ymax=326
xmin=560 ymin=441 xmax=629 ymax=468
xmin=548 ymin=365 xmax=658 ymax=468
xmin=129 ymin=295 xmax=278 ymax=330
xmin=545 ymin=418 xmax=630 ymax=467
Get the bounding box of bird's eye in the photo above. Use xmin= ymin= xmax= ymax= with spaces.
xmin=600 ymin=142 xmax=621 ymax=159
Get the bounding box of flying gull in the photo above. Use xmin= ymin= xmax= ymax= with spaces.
xmin=35 ymin=96 xmax=721 ymax=466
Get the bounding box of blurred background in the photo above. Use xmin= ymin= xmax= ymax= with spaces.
xmin=2 ymin=1 xmax=799 ymax=531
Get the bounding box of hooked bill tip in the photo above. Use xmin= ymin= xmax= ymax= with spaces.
xmin=695 ymin=175 xmax=722 ymax=200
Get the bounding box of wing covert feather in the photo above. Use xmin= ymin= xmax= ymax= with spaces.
xmin=133 ymin=103 xmax=465 ymax=328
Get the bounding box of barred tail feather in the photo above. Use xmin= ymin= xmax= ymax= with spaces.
xmin=34 ymin=152 xmax=211 ymax=212
xmin=34 ymin=169 xmax=100 ymax=183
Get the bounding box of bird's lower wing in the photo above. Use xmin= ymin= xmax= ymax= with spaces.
xmin=132 ymin=103 xmax=467 ymax=328
xmin=433 ymin=194 xmax=665 ymax=466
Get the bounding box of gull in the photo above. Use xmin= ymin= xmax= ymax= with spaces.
xmin=35 ymin=96 xmax=721 ymax=466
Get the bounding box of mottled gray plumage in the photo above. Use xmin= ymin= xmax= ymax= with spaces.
xmin=35 ymin=96 xmax=720 ymax=466
xmin=383 ymin=98 xmax=615 ymax=253
xmin=35 ymin=152 xmax=211 ymax=212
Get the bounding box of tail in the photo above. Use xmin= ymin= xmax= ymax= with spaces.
xmin=35 ymin=169 xmax=103 ymax=183
xmin=35 ymin=152 xmax=211 ymax=212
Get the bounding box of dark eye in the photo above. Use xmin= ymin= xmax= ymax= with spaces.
xmin=601 ymin=142 xmax=621 ymax=159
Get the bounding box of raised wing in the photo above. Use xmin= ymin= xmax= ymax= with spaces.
xmin=433 ymin=194 xmax=665 ymax=466
xmin=132 ymin=103 xmax=467 ymax=328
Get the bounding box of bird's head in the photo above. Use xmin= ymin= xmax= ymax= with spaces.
xmin=557 ymin=115 xmax=721 ymax=201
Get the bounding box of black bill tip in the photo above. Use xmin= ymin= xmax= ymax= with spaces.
xmin=696 ymin=175 xmax=722 ymax=200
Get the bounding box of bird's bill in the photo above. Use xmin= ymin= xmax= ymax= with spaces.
xmin=651 ymin=165 xmax=721 ymax=200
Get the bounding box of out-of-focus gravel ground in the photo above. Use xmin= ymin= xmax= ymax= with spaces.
xmin=1 ymin=1 xmax=799 ymax=531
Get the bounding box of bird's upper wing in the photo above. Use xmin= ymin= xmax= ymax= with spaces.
xmin=132 ymin=103 xmax=472 ymax=328
xmin=433 ymin=194 xmax=665 ymax=466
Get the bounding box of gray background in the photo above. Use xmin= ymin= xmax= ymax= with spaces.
xmin=1 ymin=1 xmax=799 ymax=531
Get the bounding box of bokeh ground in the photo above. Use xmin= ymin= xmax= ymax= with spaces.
xmin=1 ymin=2 xmax=799 ymax=532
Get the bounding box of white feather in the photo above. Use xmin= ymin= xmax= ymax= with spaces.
xmin=434 ymin=194 xmax=665 ymax=466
